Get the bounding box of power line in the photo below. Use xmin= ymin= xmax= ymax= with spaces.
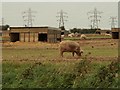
xmin=2 ymin=18 xmax=4 ymax=26
xmin=110 ymin=16 xmax=117 ymax=28
xmin=56 ymin=10 xmax=68 ymax=29
xmin=0 ymin=17 xmax=5 ymax=26
xmin=87 ymin=8 xmax=103 ymax=29
xmin=22 ymin=8 xmax=36 ymax=27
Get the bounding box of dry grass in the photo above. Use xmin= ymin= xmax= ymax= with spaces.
xmin=2 ymin=39 xmax=118 ymax=62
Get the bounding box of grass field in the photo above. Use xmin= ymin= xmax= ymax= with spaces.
xmin=64 ymin=34 xmax=112 ymax=40
xmin=2 ymin=38 xmax=119 ymax=88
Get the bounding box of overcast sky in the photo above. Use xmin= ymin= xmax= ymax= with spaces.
xmin=1 ymin=2 xmax=118 ymax=30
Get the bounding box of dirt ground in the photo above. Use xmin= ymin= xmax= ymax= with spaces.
xmin=2 ymin=39 xmax=119 ymax=62
xmin=2 ymin=39 xmax=118 ymax=48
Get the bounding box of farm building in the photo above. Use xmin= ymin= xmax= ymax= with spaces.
xmin=0 ymin=25 xmax=10 ymax=42
xmin=111 ymin=28 xmax=120 ymax=39
xmin=59 ymin=26 xmax=69 ymax=36
xmin=2 ymin=31 xmax=10 ymax=42
xmin=8 ymin=27 xmax=61 ymax=43
xmin=95 ymin=29 xmax=111 ymax=34
xmin=61 ymin=29 xmax=69 ymax=36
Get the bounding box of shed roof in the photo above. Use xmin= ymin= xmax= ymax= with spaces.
xmin=10 ymin=26 xmax=61 ymax=31
xmin=111 ymin=28 xmax=120 ymax=32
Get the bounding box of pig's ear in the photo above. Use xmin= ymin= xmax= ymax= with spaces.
xmin=80 ymin=50 xmax=83 ymax=53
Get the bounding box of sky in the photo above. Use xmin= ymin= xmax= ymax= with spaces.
xmin=1 ymin=1 xmax=119 ymax=30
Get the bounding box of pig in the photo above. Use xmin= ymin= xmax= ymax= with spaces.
xmin=68 ymin=33 xmax=75 ymax=37
xmin=80 ymin=34 xmax=87 ymax=39
xmin=59 ymin=40 xmax=83 ymax=57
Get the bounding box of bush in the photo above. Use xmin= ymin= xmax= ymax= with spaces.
xmin=90 ymin=61 xmax=119 ymax=88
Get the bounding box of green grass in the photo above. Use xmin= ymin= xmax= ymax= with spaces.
xmin=2 ymin=59 xmax=119 ymax=88
xmin=83 ymin=46 xmax=118 ymax=57
xmin=2 ymin=44 xmax=118 ymax=61
xmin=87 ymin=35 xmax=112 ymax=39
xmin=2 ymin=47 xmax=119 ymax=88
xmin=64 ymin=35 xmax=112 ymax=40
xmin=2 ymin=48 xmax=59 ymax=61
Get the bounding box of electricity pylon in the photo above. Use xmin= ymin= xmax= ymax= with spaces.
xmin=87 ymin=8 xmax=103 ymax=29
xmin=56 ymin=10 xmax=68 ymax=30
xmin=22 ymin=8 xmax=36 ymax=27
xmin=110 ymin=16 xmax=117 ymax=28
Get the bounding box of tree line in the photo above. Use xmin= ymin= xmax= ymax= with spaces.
xmin=70 ymin=28 xmax=101 ymax=34
xmin=0 ymin=25 xmax=10 ymax=31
